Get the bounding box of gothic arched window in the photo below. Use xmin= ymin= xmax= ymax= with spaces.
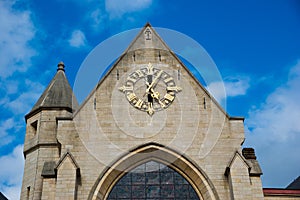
xmin=107 ymin=160 xmax=200 ymax=200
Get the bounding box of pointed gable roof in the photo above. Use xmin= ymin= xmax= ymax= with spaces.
xmin=225 ymin=151 xmax=251 ymax=176
xmin=26 ymin=62 xmax=78 ymax=119
xmin=74 ymin=23 xmax=244 ymax=121
xmin=0 ymin=192 xmax=8 ymax=200
xmin=125 ymin=22 xmax=170 ymax=52
xmin=287 ymin=176 xmax=300 ymax=189
xmin=55 ymin=151 xmax=81 ymax=177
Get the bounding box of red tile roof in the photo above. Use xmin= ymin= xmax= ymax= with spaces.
xmin=263 ymin=188 xmax=300 ymax=196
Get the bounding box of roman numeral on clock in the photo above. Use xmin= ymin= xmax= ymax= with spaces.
xmin=167 ymin=86 xmax=182 ymax=92
xmin=127 ymin=93 xmax=136 ymax=101
xmin=164 ymin=93 xmax=175 ymax=102
xmin=119 ymin=85 xmax=133 ymax=92
xmin=135 ymin=70 xmax=144 ymax=77
xmin=127 ymin=77 xmax=136 ymax=83
xmin=135 ymin=99 xmax=143 ymax=108
xmin=164 ymin=77 xmax=173 ymax=83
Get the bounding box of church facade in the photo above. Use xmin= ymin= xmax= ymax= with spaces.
xmin=20 ymin=24 xmax=298 ymax=200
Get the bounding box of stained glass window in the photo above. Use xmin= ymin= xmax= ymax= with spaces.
xmin=107 ymin=161 xmax=200 ymax=200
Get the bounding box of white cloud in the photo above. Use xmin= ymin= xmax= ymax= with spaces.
xmin=0 ymin=1 xmax=40 ymax=148
xmin=86 ymin=0 xmax=154 ymax=33
xmin=0 ymin=145 xmax=25 ymax=200
xmin=206 ymin=75 xmax=250 ymax=103
xmin=5 ymin=79 xmax=44 ymax=115
xmin=0 ymin=0 xmax=36 ymax=78
xmin=68 ymin=30 xmax=88 ymax=48
xmin=246 ymin=61 xmax=300 ymax=142
xmin=0 ymin=79 xmax=44 ymax=148
xmin=105 ymin=0 xmax=152 ymax=18
xmin=7 ymin=91 xmax=40 ymax=115
xmin=0 ymin=96 xmax=9 ymax=107
xmin=90 ymin=8 xmax=106 ymax=30
xmin=224 ymin=76 xmax=250 ymax=97
xmin=0 ymin=79 xmax=19 ymax=95
xmin=0 ymin=0 xmax=44 ymax=189
xmin=244 ymin=60 xmax=300 ymax=187
xmin=0 ymin=118 xmax=15 ymax=146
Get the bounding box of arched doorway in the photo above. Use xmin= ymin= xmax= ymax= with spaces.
xmin=89 ymin=143 xmax=219 ymax=200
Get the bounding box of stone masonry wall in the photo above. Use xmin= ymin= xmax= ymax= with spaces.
xmin=66 ymin=47 xmax=246 ymax=199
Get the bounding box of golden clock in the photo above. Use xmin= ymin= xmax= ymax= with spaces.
xmin=119 ymin=63 xmax=182 ymax=116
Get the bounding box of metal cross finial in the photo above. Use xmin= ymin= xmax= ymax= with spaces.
xmin=145 ymin=28 xmax=152 ymax=40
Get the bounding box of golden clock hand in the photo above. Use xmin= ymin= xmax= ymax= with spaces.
xmin=150 ymin=88 xmax=166 ymax=108
xmin=143 ymin=70 xmax=163 ymax=97
xmin=150 ymin=88 xmax=160 ymax=99
xmin=146 ymin=70 xmax=163 ymax=93
xmin=143 ymin=81 xmax=151 ymax=97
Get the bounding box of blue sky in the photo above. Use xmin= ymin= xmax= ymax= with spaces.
xmin=1 ymin=0 xmax=300 ymax=198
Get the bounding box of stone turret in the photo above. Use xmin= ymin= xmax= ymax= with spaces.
xmin=26 ymin=62 xmax=77 ymax=118
xmin=20 ymin=62 xmax=77 ymax=199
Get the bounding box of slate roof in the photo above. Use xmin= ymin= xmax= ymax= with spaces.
xmin=0 ymin=192 xmax=8 ymax=200
xmin=286 ymin=176 xmax=300 ymax=189
xmin=26 ymin=62 xmax=78 ymax=119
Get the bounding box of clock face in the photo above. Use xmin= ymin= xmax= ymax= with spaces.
xmin=119 ymin=63 xmax=182 ymax=116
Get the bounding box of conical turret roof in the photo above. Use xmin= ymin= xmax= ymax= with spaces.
xmin=26 ymin=62 xmax=78 ymax=119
